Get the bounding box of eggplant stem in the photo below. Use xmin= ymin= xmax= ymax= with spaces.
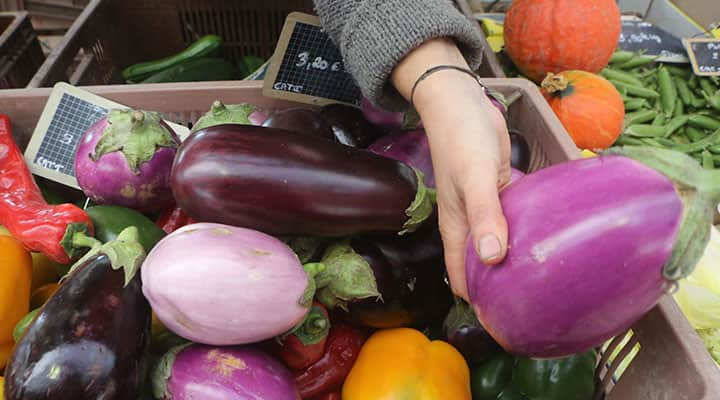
xmin=401 ymin=168 xmax=435 ymax=235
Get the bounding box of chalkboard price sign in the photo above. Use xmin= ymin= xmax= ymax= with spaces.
xmin=263 ymin=12 xmax=362 ymax=106
xmin=618 ymin=18 xmax=687 ymax=62
xmin=684 ymin=38 xmax=720 ymax=76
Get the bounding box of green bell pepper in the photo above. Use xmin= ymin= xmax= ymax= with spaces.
xmin=470 ymin=350 xmax=597 ymax=400
xmin=513 ymin=350 xmax=597 ymax=400
xmin=86 ymin=205 xmax=166 ymax=251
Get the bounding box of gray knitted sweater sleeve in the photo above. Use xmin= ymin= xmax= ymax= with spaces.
xmin=313 ymin=0 xmax=485 ymax=111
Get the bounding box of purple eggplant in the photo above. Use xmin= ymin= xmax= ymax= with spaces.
xmin=443 ymin=299 xmax=502 ymax=367
xmin=465 ymin=146 xmax=720 ymax=358
xmin=4 ymin=227 xmax=151 ymax=400
xmin=509 ymin=129 xmax=531 ymax=173
xmin=152 ymin=344 xmax=300 ymax=400
xmin=319 ymin=104 xmax=386 ymax=147
xmin=171 ymin=124 xmax=434 ymax=237
xmin=262 ymin=108 xmax=336 ymax=141
xmin=336 ymin=214 xmax=453 ymax=329
xmin=367 ymin=130 xmax=435 ymax=187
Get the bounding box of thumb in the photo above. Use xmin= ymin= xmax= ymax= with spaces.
xmin=464 ymin=168 xmax=509 ymax=266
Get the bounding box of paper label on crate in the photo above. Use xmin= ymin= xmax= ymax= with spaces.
xmin=24 ymin=82 xmax=190 ymax=190
xmin=683 ymin=38 xmax=720 ymax=76
xmin=618 ymin=17 xmax=688 ymax=63
xmin=263 ymin=12 xmax=362 ymax=107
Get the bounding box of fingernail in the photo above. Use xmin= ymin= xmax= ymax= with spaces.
xmin=477 ymin=234 xmax=501 ymax=263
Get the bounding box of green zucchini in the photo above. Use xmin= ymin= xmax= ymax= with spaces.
xmin=140 ymin=57 xmax=238 ymax=83
xmin=122 ymin=34 xmax=223 ymax=82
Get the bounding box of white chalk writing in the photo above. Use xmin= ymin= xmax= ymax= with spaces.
xmin=295 ymin=52 xmax=344 ymax=72
xmin=36 ymin=156 xmax=64 ymax=172
xmin=273 ymin=82 xmax=304 ymax=93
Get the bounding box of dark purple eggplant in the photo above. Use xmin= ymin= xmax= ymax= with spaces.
xmin=171 ymin=124 xmax=434 ymax=237
xmin=319 ymin=104 xmax=386 ymax=147
xmin=4 ymin=227 xmax=151 ymax=400
xmin=509 ymin=128 xmax=531 ymax=173
xmin=262 ymin=108 xmax=336 ymax=141
xmin=443 ymin=298 xmax=502 ymax=367
xmin=342 ymin=214 xmax=453 ymax=329
xmin=367 ymin=130 xmax=434 ymax=187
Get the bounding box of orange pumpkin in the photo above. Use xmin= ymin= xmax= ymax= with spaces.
xmin=504 ymin=0 xmax=621 ymax=83
xmin=541 ymin=71 xmax=625 ymax=151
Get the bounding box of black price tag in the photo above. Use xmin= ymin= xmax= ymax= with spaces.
xmin=618 ymin=18 xmax=688 ymax=62
xmin=263 ymin=12 xmax=362 ymax=106
xmin=684 ymin=38 xmax=720 ymax=76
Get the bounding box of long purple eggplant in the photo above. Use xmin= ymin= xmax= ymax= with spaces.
xmin=319 ymin=104 xmax=386 ymax=147
xmin=171 ymin=124 xmax=434 ymax=236
xmin=465 ymin=146 xmax=720 ymax=358
xmin=5 ymin=227 xmax=151 ymax=400
xmin=342 ymin=214 xmax=453 ymax=328
xmin=368 ymin=130 xmax=435 ymax=187
xmin=262 ymin=108 xmax=336 ymax=141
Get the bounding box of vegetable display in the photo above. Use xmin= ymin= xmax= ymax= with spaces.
xmin=141 ymin=223 xmax=311 ymax=346
xmin=75 ymin=109 xmax=179 ymax=212
xmin=0 ymin=115 xmax=93 ymax=264
xmin=503 ymin=0 xmax=621 ymax=83
xmin=342 ymin=327 xmax=471 ymax=400
xmin=541 ymin=71 xmax=625 ymax=151
xmin=466 ymin=146 xmax=720 ymax=357
xmin=4 ymin=228 xmax=151 ymax=400
xmin=152 ymin=344 xmax=300 ymax=399
xmin=171 ymin=124 xmax=434 ymax=237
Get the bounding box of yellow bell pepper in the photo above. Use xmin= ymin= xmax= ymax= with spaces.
xmin=0 ymin=376 xmax=4 ymax=400
xmin=0 ymin=226 xmax=60 ymax=292
xmin=0 ymin=235 xmax=32 ymax=368
xmin=343 ymin=328 xmax=471 ymax=400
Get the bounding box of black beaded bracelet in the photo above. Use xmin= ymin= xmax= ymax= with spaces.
xmin=410 ymin=65 xmax=488 ymax=107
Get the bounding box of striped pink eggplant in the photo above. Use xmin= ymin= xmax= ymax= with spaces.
xmin=466 ymin=146 xmax=720 ymax=358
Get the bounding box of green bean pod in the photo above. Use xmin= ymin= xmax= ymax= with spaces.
xmin=610 ymin=80 xmax=660 ymax=99
xmin=688 ymin=75 xmax=699 ymax=89
xmin=658 ymin=67 xmax=677 ymax=117
xmin=703 ymin=93 xmax=720 ymax=111
xmin=609 ymin=50 xmax=635 ymax=64
xmin=601 ymin=68 xmax=644 ymax=86
xmin=624 ymin=124 xmax=668 ymax=137
xmin=668 ymin=129 xmax=720 ymax=153
xmin=686 ymin=126 xmax=707 ymax=142
xmin=613 ymin=135 xmax=645 ymax=146
xmin=674 ymin=98 xmax=685 ymax=118
xmin=664 ymin=115 xmax=689 ymax=137
xmin=651 ymin=114 xmax=667 ymax=126
xmin=624 ymin=109 xmax=658 ymax=126
xmin=675 ymin=78 xmax=692 ymax=106
xmin=688 ymin=114 xmax=720 ymax=130
xmin=624 ymin=98 xmax=650 ymax=111
xmin=615 ymin=55 xmax=657 ymax=69
xmin=664 ymin=65 xmax=692 ymax=79
xmin=699 ymin=78 xmax=718 ymax=97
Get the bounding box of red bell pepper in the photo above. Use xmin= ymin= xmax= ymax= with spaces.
xmin=0 ymin=115 xmax=93 ymax=263
xmin=294 ymin=321 xmax=367 ymax=399
xmin=156 ymin=204 xmax=195 ymax=233
xmin=269 ymin=302 xmax=331 ymax=371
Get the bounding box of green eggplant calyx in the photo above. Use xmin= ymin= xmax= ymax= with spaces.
xmin=444 ymin=297 xmax=482 ymax=333
xmin=300 ymin=262 xmax=326 ymax=308
xmin=402 ymin=108 xmax=422 ymax=130
xmin=604 ymin=145 xmax=719 ymax=280
xmin=401 ymin=168 xmax=435 ymax=235
xmin=60 ymin=222 xmax=93 ymax=260
xmin=64 ymin=226 xmax=146 ymax=287
xmin=288 ymin=236 xmax=323 ymax=263
xmin=93 ymin=109 xmax=178 ymax=174
xmin=191 ymin=101 xmax=256 ymax=132
xmin=313 ymin=243 xmax=381 ymax=311
xmin=284 ymin=303 xmax=331 ymax=346
xmin=152 ymin=343 xmax=193 ymax=400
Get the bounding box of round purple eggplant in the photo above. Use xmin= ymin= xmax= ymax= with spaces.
xmin=74 ymin=109 xmax=179 ymax=212
xmin=443 ymin=299 xmax=502 ymax=367
xmin=262 ymin=108 xmax=335 ymax=141
xmin=171 ymin=124 xmax=434 ymax=237
xmin=465 ymin=146 xmax=720 ymax=358
xmin=367 ymin=130 xmax=435 ymax=187
xmin=509 ymin=129 xmax=531 ymax=173
xmin=4 ymin=227 xmax=151 ymax=400
xmin=319 ymin=104 xmax=386 ymax=147
xmin=152 ymin=344 xmax=300 ymax=400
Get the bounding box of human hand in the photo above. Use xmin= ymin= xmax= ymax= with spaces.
xmin=391 ymin=38 xmax=511 ymax=300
